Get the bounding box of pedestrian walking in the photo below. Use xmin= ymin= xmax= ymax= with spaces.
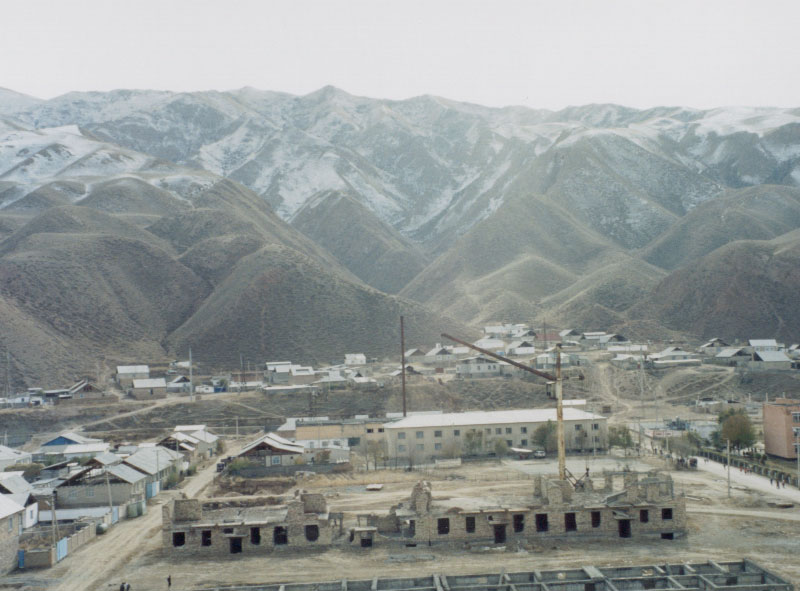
xmin=770 ymin=477 xmax=773 ymax=485
xmin=126 ymin=584 xmax=132 ymax=591
xmin=168 ymin=575 xmax=172 ymax=588
xmin=120 ymin=583 xmax=126 ymax=591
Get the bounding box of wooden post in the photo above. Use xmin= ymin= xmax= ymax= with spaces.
xmin=556 ymin=347 xmax=565 ymax=481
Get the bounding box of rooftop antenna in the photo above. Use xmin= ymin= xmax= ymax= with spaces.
xmin=400 ymin=316 xmax=407 ymax=417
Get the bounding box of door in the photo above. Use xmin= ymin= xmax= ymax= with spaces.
xmin=618 ymin=519 xmax=631 ymax=538
xmin=493 ymin=524 xmax=507 ymax=543
xmin=230 ymin=537 xmax=243 ymax=554
xmin=18 ymin=550 xmax=24 ymax=569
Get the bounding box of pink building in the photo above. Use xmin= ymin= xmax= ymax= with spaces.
xmin=763 ymin=398 xmax=800 ymax=459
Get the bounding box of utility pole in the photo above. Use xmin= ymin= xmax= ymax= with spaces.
xmin=189 ymin=348 xmax=193 ymax=403
xmin=105 ymin=468 xmax=114 ymax=517
xmin=796 ymin=433 xmax=799 ymax=490
xmin=556 ymin=346 xmax=566 ymax=481
xmin=400 ymin=316 xmax=407 ymax=417
xmin=727 ymin=439 xmax=731 ymax=498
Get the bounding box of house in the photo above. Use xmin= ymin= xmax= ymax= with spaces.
xmin=130 ymin=377 xmax=167 ymax=400
xmin=0 ymin=445 xmax=32 ymax=471
xmin=483 ymin=324 xmax=526 ymax=338
xmin=56 ymin=463 xmax=146 ymax=512
xmin=344 ymin=354 xmax=367 ymax=366
xmin=709 ymin=348 xmax=751 ymax=367
xmin=507 ymin=341 xmax=536 ymax=356
xmin=384 ymin=408 xmax=607 ymax=461
xmin=749 ymin=339 xmax=779 ymax=352
xmin=167 ymin=375 xmax=192 ymax=393
xmin=237 ymin=433 xmax=306 ymax=466
xmin=173 ymin=426 xmax=218 ymax=458
xmin=123 ymin=446 xmax=183 ymax=498
xmin=535 ymin=351 xmax=581 ymax=370
xmin=403 ymin=348 xmax=425 ymax=360
xmin=423 ymin=344 xmax=454 ymax=366
xmin=763 ymin=398 xmax=800 ymax=459
xmin=455 ymin=356 xmax=504 ymax=378
xmin=0 ymin=473 xmax=33 ymax=496
xmin=698 ymin=338 xmax=730 ymax=355
xmin=39 ymin=432 xmax=103 ymax=453
xmin=8 ymin=492 xmax=38 ymax=529
xmin=610 ymin=354 xmax=645 ymax=370
xmin=313 ymin=371 xmax=350 ymax=390
xmin=472 ymin=337 xmax=506 ymax=351
xmin=289 ymin=366 xmax=316 ymax=386
xmin=648 ymin=347 xmax=700 ymax=368
xmin=159 ymin=432 xmax=201 ymax=459
xmin=116 ymin=365 xmax=149 ymax=388
xmin=352 ymin=376 xmax=380 ymax=391
xmin=0 ymin=495 xmax=24 ymax=573
xmin=750 ymin=351 xmax=792 ymax=371
xmin=559 ymin=329 xmax=581 ymax=339
xmin=67 ymin=379 xmax=106 ymax=400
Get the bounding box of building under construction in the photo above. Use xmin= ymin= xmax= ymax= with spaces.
xmin=193 ymin=560 xmax=792 ymax=591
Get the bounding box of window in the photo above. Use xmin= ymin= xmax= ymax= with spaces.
xmin=8 ymin=516 xmax=12 ymax=532
xmin=416 ymin=431 xmax=424 ymax=439
xmin=506 ymin=440 xmax=513 ymax=447
xmin=273 ymin=526 xmax=288 ymax=545
xmin=367 ymin=428 xmax=374 ymax=433
xmin=485 ymin=428 xmax=491 ymax=434
xmin=793 ymin=412 xmax=800 ymax=423
xmin=520 ymin=439 xmax=528 ymax=446
xmin=513 ymin=514 xmax=524 ymax=533
xmin=465 ymin=516 xmax=475 ymax=533
xmin=271 ymin=456 xmax=281 ymax=465
xmin=434 ymin=430 xmax=443 ymax=438
xmin=435 ymin=443 xmax=442 ymax=450
xmin=591 ymin=511 xmax=601 ymax=528
xmin=86 ymin=488 xmax=95 ymax=497
xmin=172 ymin=532 xmax=185 ymax=547
xmin=592 ymin=423 xmax=599 ymax=430
xmin=565 ymin=513 xmax=577 ymax=531
xmin=640 ymin=510 xmax=649 ymax=523
xmin=398 ymin=444 xmax=407 ymax=452
xmin=68 ymin=489 xmax=77 ymax=498
xmin=661 ymin=508 xmax=673 ymax=520
xmin=521 ymin=427 xmax=527 ymax=434
xmin=230 ymin=537 xmax=242 ymax=554
xmin=661 ymin=533 xmax=674 ymax=540
xmin=574 ymin=424 xmax=582 ymax=431
xmin=202 ymin=530 xmax=212 ymax=546
xmin=505 ymin=427 xmax=512 ymax=434
xmin=437 ymin=518 xmax=450 ymax=535
xmin=251 ymin=527 xmax=261 ymax=545
xmin=454 ymin=430 xmax=460 ymax=436
xmin=305 ymin=524 xmax=319 ymax=541
xmin=378 ymin=428 xmax=384 ymax=433
xmin=416 ymin=444 xmax=424 ymax=451
xmin=322 ymin=441 xmax=329 ymax=447
xmin=495 ymin=428 xmax=502 ymax=435
xmin=535 ymin=513 xmax=549 ymax=532
xmin=398 ymin=432 xmax=406 ymax=439
xmin=223 ymin=528 xmax=234 ymax=534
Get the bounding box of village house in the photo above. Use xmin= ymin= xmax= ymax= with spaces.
xmin=55 ymin=463 xmax=146 ymax=515
xmin=130 ymin=377 xmax=167 ymax=400
xmin=535 ymin=351 xmax=581 ymax=370
xmin=172 ymin=425 xmax=219 ymax=459
xmin=0 ymin=445 xmax=32 ymax=471
xmin=483 ymin=323 xmax=527 ymax=338
xmin=0 ymin=474 xmax=38 ymax=530
xmin=403 ymin=348 xmax=425 ymax=361
xmin=368 ymin=472 xmax=684 ymax=547
xmin=36 ymin=432 xmax=110 ymax=461
xmin=116 ymin=365 xmax=149 ymax=388
xmin=472 ymin=337 xmax=507 ymax=351
xmin=159 ymin=432 xmax=202 ymax=460
xmin=123 ymin=446 xmax=184 ymax=498
xmin=750 ymin=351 xmax=792 ymax=371
xmin=166 ymin=375 xmax=191 ymax=393
xmin=709 ymin=347 xmax=751 ymax=367
xmin=698 ymin=338 xmax=731 ymax=355
xmin=748 ymin=339 xmax=780 ymax=352
xmin=763 ymin=398 xmax=800 ymax=459
xmin=610 ymin=354 xmax=645 ymax=370
xmin=648 ymin=347 xmax=701 ymax=368
xmin=507 ymin=340 xmax=536 ymax=356
xmin=423 ymin=344 xmax=454 ymax=366
xmin=384 ymin=408 xmax=607 ymax=461
xmin=162 ymin=491 xmax=338 ymax=557
xmin=344 ymin=353 xmax=367 ymax=366
xmin=0 ymin=495 xmax=24 ymax=573
xmin=455 ymin=356 xmax=505 ymax=378
xmin=237 ymin=433 xmax=306 ymax=467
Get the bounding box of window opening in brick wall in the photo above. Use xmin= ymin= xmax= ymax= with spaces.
xmin=640 ymin=510 xmax=649 ymax=523
xmin=201 ymin=530 xmax=212 ymax=546
xmin=251 ymin=527 xmax=261 ymax=545
xmin=564 ymin=512 xmax=577 ymax=531
xmin=172 ymin=532 xmax=185 ymax=547
xmin=437 ymin=518 xmax=450 ymax=535
xmin=305 ymin=524 xmax=319 ymax=541
xmin=465 ymin=516 xmax=475 ymax=533
xmin=513 ymin=514 xmax=524 ymax=533
xmin=661 ymin=508 xmax=673 ymax=520
xmin=591 ymin=511 xmax=601 ymax=528
xmin=535 ymin=513 xmax=549 ymax=532
xmin=274 ymin=526 xmax=288 ymax=545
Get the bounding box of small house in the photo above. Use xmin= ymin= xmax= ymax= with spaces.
xmin=56 ymin=463 xmax=146 ymax=510
xmin=0 ymin=495 xmax=24 ymax=573
xmin=167 ymin=375 xmax=191 ymax=393
xmin=455 ymin=356 xmax=504 ymax=378
xmin=237 ymin=432 xmax=306 ymax=467
xmin=344 ymin=353 xmax=367 ymax=366
xmin=130 ymin=377 xmax=167 ymax=400
xmin=116 ymin=365 xmax=150 ymax=388
xmin=750 ymin=351 xmax=792 ymax=371
xmin=0 ymin=445 xmax=32 ymax=471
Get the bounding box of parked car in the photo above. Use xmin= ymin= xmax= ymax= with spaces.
xmin=533 ymin=450 xmax=546 ymax=458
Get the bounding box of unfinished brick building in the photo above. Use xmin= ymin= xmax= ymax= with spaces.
xmin=162 ymin=491 xmax=340 ymax=556
xmin=369 ymin=471 xmax=685 ymax=545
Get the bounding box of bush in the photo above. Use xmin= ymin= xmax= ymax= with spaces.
xmin=5 ymin=463 xmax=44 ymax=480
xmin=226 ymin=458 xmax=260 ymax=474
xmin=331 ymin=463 xmax=353 ymax=473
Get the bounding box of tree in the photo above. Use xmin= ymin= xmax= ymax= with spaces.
xmin=441 ymin=440 xmax=462 ymax=459
xmin=464 ymin=430 xmax=484 ymax=455
xmin=364 ymin=439 xmax=387 ymax=470
xmin=5 ymin=463 xmax=43 ymax=481
xmin=721 ymin=413 xmax=756 ymax=450
xmin=609 ymin=426 xmax=633 ymax=454
xmin=533 ymin=420 xmax=557 ymax=453
xmin=493 ymin=438 xmax=509 ymax=457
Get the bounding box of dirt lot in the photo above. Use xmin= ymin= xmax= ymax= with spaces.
xmin=8 ymin=453 xmax=800 ymax=591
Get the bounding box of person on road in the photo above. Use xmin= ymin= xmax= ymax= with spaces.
xmin=168 ymin=575 xmax=172 ymax=588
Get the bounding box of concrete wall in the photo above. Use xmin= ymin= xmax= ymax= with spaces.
xmin=0 ymin=511 xmax=21 ymax=573
xmin=129 ymin=386 xmax=166 ymax=400
xmin=57 ymin=481 xmax=145 ymax=509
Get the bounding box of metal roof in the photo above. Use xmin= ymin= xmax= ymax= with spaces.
xmin=107 ymin=464 xmax=146 ymax=484
xmin=175 ymin=425 xmax=207 ymax=432
xmin=132 ymin=378 xmax=166 ymax=389
xmin=239 ymin=432 xmax=305 ymax=456
xmin=384 ymin=408 xmax=604 ymax=429
xmin=117 ymin=365 xmax=149 ymax=374
xmin=716 ymin=348 xmax=746 ymax=358
xmin=749 ymin=339 xmax=778 ymax=347
xmin=0 ymin=495 xmax=25 ymax=519
xmin=124 ymin=446 xmax=182 ymax=475
xmin=754 ymin=351 xmax=791 ymax=362
xmin=0 ymin=474 xmax=32 ymax=494
xmin=0 ymin=445 xmax=31 ymax=461
xmin=91 ymin=452 xmax=121 ymax=466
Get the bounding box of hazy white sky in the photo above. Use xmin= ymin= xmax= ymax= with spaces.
xmin=2 ymin=0 xmax=798 ymax=110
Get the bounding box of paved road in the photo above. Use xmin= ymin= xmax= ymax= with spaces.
xmin=696 ymin=457 xmax=800 ymax=503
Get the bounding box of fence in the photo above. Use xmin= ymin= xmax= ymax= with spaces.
xmin=229 ymin=463 xmax=350 ymax=478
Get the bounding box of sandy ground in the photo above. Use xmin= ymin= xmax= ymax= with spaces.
xmin=7 ymin=452 xmax=800 ymax=591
